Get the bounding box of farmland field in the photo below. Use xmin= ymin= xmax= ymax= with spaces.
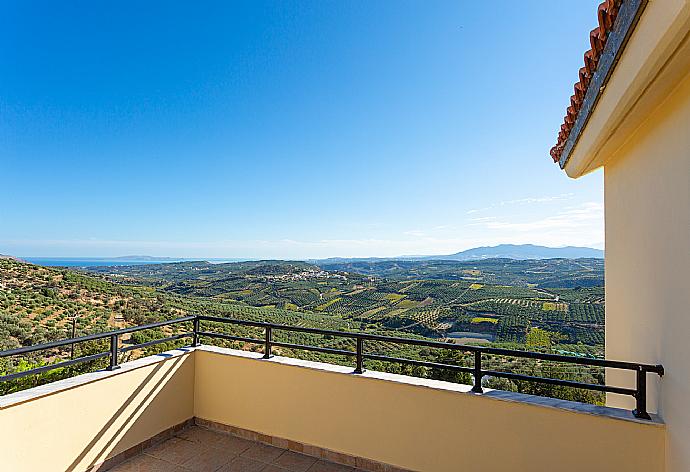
xmin=85 ymin=258 xmax=605 ymax=356
xmin=0 ymin=257 xmax=606 ymax=403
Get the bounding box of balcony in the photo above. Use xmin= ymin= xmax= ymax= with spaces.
xmin=0 ymin=317 xmax=666 ymax=472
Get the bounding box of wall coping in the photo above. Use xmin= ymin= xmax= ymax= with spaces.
xmin=0 ymin=344 xmax=665 ymax=427
xmin=198 ymin=345 xmax=665 ymax=427
xmin=0 ymin=347 xmax=193 ymax=410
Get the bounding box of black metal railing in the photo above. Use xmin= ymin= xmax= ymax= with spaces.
xmin=0 ymin=316 xmax=195 ymax=381
xmin=0 ymin=315 xmax=664 ymax=420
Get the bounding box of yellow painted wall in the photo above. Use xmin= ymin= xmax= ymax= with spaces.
xmin=605 ymin=69 xmax=690 ymax=471
xmin=0 ymin=349 xmax=667 ymax=472
xmin=0 ymin=353 xmax=194 ymax=472
xmin=194 ymin=350 xmax=665 ymax=472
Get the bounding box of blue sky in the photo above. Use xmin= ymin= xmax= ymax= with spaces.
xmin=0 ymin=1 xmax=604 ymax=259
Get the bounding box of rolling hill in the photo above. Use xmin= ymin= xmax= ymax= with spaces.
xmin=429 ymin=244 xmax=604 ymax=261
xmin=313 ymin=244 xmax=603 ymax=265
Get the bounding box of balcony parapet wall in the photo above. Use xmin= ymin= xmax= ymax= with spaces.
xmin=0 ymin=346 xmax=666 ymax=472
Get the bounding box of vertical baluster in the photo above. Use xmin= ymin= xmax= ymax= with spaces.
xmin=108 ymin=334 xmax=120 ymax=371
xmin=472 ymin=350 xmax=483 ymax=393
xmin=263 ymin=326 xmax=272 ymax=359
xmin=354 ymin=337 xmax=364 ymax=374
xmin=192 ymin=317 xmax=200 ymax=347
xmin=633 ymin=367 xmax=651 ymax=419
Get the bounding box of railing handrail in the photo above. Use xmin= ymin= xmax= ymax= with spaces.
xmin=0 ymin=314 xmax=664 ymax=420
xmin=0 ymin=316 xmax=196 ymax=358
xmin=198 ymin=315 xmax=664 ymax=373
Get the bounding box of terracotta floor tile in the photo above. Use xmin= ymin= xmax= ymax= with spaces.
xmin=211 ymin=435 xmax=256 ymax=455
xmin=218 ymin=455 xmax=268 ymax=472
xmin=109 ymin=454 xmax=187 ymax=472
xmin=241 ymin=443 xmax=285 ymax=463
xmin=177 ymin=426 xmax=226 ymax=444
xmin=109 ymin=428 xmax=383 ymax=472
xmin=261 ymin=466 xmax=290 ymax=472
xmin=181 ymin=447 xmax=237 ymax=471
xmin=273 ymin=451 xmax=317 ymax=472
xmin=188 ymin=429 xmax=255 ymax=453
xmin=306 ymin=460 xmax=356 ymax=472
xmin=145 ymin=437 xmax=200 ymax=465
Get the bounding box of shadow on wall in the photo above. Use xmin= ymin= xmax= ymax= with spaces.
xmin=65 ymin=352 xmax=192 ymax=471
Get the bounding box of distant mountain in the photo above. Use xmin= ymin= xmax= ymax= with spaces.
xmin=316 ymin=257 xmax=604 ymax=287
xmin=0 ymin=254 xmax=25 ymax=263
xmin=310 ymin=256 xmax=395 ymax=264
xmin=112 ymin=255 xmax=181 ymax=261
xmin=85 ymin=259 xmax=320 ymax=283
xmin=312 ymin=244 xmax=603 ymax=265
xmin=423 ymin=244 xmax=604 ymax=261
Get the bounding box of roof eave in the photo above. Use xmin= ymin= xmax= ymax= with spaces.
xmin=559 ymin=0 xmax=648 ymax=173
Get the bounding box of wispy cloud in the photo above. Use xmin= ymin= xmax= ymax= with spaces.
xmin=466 ymin=216 xmax=498 ymax=225
xmin=460 ymin=202 xmax=604 ymax=249
xmin=482 ymin=202 xmax=602 ymax=232
xmin=467 ymin=193 xmax=575 ymax=214
xmin=403 ymin=230 xmax=426 ymax=237
xmin=1 ymin=201 xmax=603 ymax=259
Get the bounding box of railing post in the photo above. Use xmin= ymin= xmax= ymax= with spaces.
xmin=472 ymin=351 xmax=483 ymax=393
xmin=192 ymin=317 xmax=200 ymax=347
xmin=354 ymin=337 xmax=364 ymax=374
xmin=107 ymin=334 xmax=120 ymax=371
xmin=263 ymin=326 xmax=272 ymax=359
xmin=633 ymin=367 xmax=651 ymax=419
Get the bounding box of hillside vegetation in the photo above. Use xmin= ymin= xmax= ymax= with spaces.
xmin=1 ymin=258 xmax=605 ymax=403
xmin=87 ymin=259 xmax=605 ymax=356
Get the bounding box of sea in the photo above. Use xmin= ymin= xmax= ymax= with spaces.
xmin=21 ymin=258 xmax=186 ymax=267
xmin=21 ymin=258 xmax=249 ymax=267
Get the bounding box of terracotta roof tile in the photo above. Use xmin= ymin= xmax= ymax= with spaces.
xmin=550 ymin=0 xmax=621 ymax=163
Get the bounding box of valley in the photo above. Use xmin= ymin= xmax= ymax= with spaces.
xmin=0 ymin=257 xmax=606 ymax=403
xmin=86 ymin=258 xmax=605 ymax=357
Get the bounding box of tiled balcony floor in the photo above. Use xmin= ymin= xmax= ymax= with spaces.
xmin=109 ymin=425 xmax=366 ymax=472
